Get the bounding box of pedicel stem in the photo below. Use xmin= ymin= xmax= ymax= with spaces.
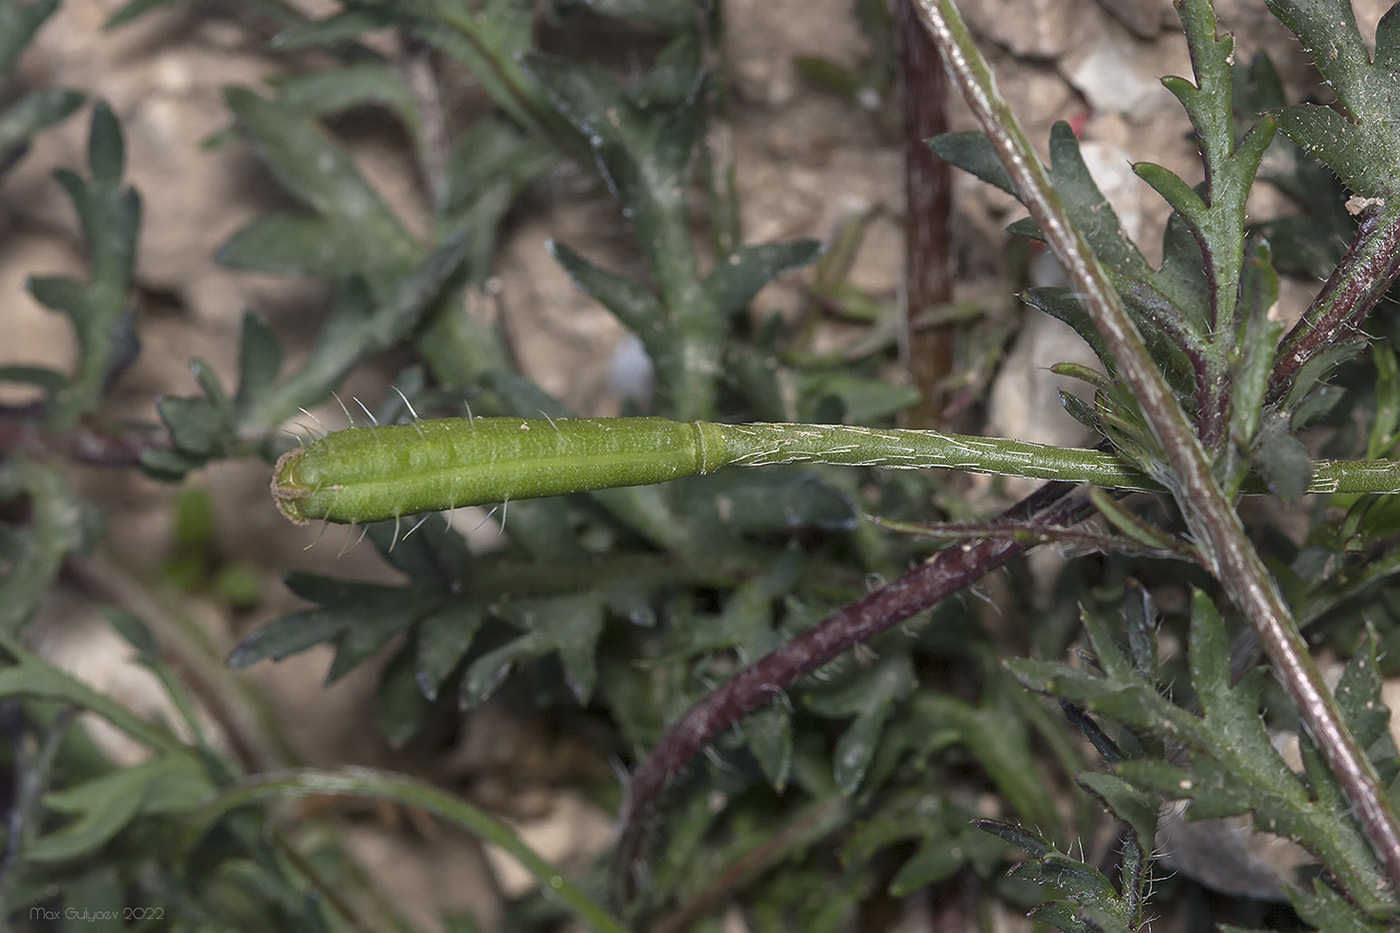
xmin=271 ymin=415 xmax=1400 ymax=525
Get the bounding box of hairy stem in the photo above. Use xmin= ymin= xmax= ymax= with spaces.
xmin=915 ymin=0 xmax=1400 ymax=892
xmin=1268 ymin=199 xmax=1400 ymax=406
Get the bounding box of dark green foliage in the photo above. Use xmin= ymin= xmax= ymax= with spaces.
xmin=28 ymin=103 xmax=141 ymax=429
xmin=0 ymin=641 xmax=322 ymax=929
xmin=10 ymin=0 xmax=1400 ymax=929
xmin=1009 ymin=594 xmax=1400 ymax=921
xmin=0 ymin=0 xmax=82 ymax=170
xmin=0 ymin=99 xmax=127 ymax=635
xmin=935 ymin=0 xmax=1295 ymax=497
xmin=977 ymin=821 xmax=1145 ymax=933
xmin=1267 ymin=0 xmax=1400 ymax=201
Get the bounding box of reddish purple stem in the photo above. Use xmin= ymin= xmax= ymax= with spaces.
xmin=897 ymin=0 xmax=955 ymax=427
xmin=1268 ymin=203 xmax=1400 ymax=406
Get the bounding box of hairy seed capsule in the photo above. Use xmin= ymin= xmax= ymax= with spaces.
xmin=272 ymin=414 xmax=1391 ymax=527
xmin=272 ymin=417 xmax=727 ymax=525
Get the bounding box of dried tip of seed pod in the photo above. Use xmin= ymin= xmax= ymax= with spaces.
xmin=270 ymin=447 xmax=312 ymax=525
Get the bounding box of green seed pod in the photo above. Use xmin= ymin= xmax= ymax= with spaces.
xmin=271 ymin=414 xmax=1400 ymax=526
xmin=272 ymin=417 xmax=727 ymax=525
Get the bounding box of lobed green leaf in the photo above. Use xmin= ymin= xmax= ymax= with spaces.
xmin=1268 ymin=0 xmax=1400 ymax=199
xmin=0 ymin=0 xmax=59 ymax=77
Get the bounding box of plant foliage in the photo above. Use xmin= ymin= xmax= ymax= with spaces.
xmin=8 ymin=0 xmax=1400 ymax=929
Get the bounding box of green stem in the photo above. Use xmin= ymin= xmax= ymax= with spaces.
xmin=913 ymin=0 xmax=1400 ymax=894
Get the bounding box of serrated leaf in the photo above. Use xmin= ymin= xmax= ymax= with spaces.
xmin=241 ymin=236 xmax=473 ymax=432
xmin=1077 ymin=599 xmax=1140 ymax=685
xmin=0 ymin=462 xmax=89 ymax=635
xmin=972 ymin=818 xmax=1052 ymax=858
xmin=226 ymin=607 xmax=348 ymax=668
xmin=1289 ymin=874 xmax=1395 ymax=930
xmin=27 ymin=274 xmax=86 ymax=315
xmin=273 ymin=63 xmax=421 ymax=134
xmin=415 ymin=602 xmax=484 ymax=699
xmin=1086 ymin=488 xmax=1183 ymax=554
xmin=24 ymin=105 xmax=141 ymax=427
xmin=740 ymin=703 xmax=793 ymax=791
xmin=928 ymin=131 xmax=1016 ymax=195
xmin=413 ymin=0 xmax=549 ymax=146
xmin=376 ymin=638 xmax=434 ymax=748
xmin=1010 ymin=579 xmax=1397 ymax=915
xmin=1335 ymin=629 xmax=1392 ymax=751
xmin=1044 ymin=122 xmax=1153 ymax=279
xmin=548 ymin=239 xmax=663 ymax=335
xmin=831 ymin=654 xmax=912 ymax=795
xmin=1134 ymin=162 xmax=1206 ymax=227
xmin=0 ymin=0 xmax=58 ymax=77
xmin=29 ymin=755 xmax=212 ymax=862
xmin=441 ymin=115 xmax=556 ymax=218
xmin=1268 ymin=0 xmax=1400 ymax=199
xmin=224 ymin=86 xmax=418 ymax=285
xmin=87 ymin=100 xmax=124 ymax=186
xmin=704 ymin=239 xmax=822 ymax=318
xmin=1135 ymin=755 xmax=1254 ymax=820
xmin=270 ymin=9 xmax=396 ymax=50
xmin=1368 ymin=344 xmax=1400 ymax=458
xmin=157 ymin=394 xmax=232 ymax=459
xmin=463 ymin=596 xmax=606 ymax=704
xmin=1077 ymin=771 xmax=1157 ymax=846
xmin=229 ymin=574 xmax=425 ymax=672
xmin=0 ymin=88 xmax=84 ymax=165
xmin=217 ymin=212 xmax=368 ymax=278
xmin=326 ymin=605 xmax=421 ymax=685
xmin=1021 ymin=287 xmax=1116 ymax=374
xmin=984 ymin=821 xmax=1137 ymax=933
xmin=1013 ymin=854 xmax=1119 ymax=909
xmin=666 ymin=556 xmax=797 ymax=657
xmin=233 ymin=311 xmax=283 ymax=417
xmin=525 ymin=41 xmax=702 ymax=250
xmin=1250 ymin=413 xmax=1313 ymax=502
